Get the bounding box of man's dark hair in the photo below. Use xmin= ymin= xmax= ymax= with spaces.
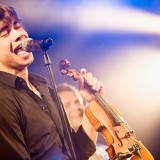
xmin=0 ymin=4 xmax=20 ymax=36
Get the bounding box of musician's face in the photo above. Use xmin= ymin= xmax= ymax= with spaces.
xmin=0 ymin=20 xmax=33 ymax=73
xmin=58 ymin=90 xmax=84 ymax=131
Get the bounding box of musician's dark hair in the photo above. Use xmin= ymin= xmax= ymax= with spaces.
xmin=0 ymin=4 xmax=21 ymax=36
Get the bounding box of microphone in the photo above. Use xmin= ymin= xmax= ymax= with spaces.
xmin=22 ymin=37 xmax=53 ymax=52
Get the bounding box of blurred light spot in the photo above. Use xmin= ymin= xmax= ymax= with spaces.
xmin=75 ymin=3 xmax=160 ymax=34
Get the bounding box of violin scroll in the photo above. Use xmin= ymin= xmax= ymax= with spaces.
xmin=59 ymin=59 xmax=71 ymax=75
xmin=59 ymin=59 xmax=80 ymax=81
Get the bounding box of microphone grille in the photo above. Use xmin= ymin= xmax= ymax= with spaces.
xmin=22 ymin=38 xmax=33 ymax=52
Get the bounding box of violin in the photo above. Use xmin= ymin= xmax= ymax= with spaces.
xmin=59 ymin=59 xmax=154 ymax=160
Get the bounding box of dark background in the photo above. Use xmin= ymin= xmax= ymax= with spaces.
xmin=1 ymin=0 xmax=160 ymax=159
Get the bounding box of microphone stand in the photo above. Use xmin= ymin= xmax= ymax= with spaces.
xmin=42 ymin=51 xmax=77 ymax=160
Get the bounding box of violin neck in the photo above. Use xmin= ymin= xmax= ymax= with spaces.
xmin=84 ymin=81 xmax=123 ymax=125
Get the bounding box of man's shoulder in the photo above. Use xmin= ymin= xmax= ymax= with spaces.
xmin=29 ymin=72 xmax=47 ymax=84
xmin=0 ymin=80 xmax=10 ymax=91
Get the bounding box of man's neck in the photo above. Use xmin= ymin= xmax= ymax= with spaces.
xmin=16 ymin=69 xmax=29 ymax=82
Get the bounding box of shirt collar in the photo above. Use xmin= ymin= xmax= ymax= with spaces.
xmin=0 ymin=71 xmax=47 ymax=88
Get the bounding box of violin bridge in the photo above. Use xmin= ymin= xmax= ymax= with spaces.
xmin=124 ymin=130 xmax=134 ymax=138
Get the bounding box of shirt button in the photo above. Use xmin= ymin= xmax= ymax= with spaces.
xmin=42 ymin=106 xmax=46 ymax=111
xmin=19 ymin=78 xmax=23 ymax=82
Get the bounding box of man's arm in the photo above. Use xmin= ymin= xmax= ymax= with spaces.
xmin=77 ymin=69 xmax=105 ymax=146
xmin=73 ymin=125 xmax=96 ymax=160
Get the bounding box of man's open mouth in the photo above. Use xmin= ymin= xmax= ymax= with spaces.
xmin=14 ymin=44 xmax=24 ymax=54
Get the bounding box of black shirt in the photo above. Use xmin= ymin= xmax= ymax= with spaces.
xmin=0 ymin=71 xmax=95 ymax=160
